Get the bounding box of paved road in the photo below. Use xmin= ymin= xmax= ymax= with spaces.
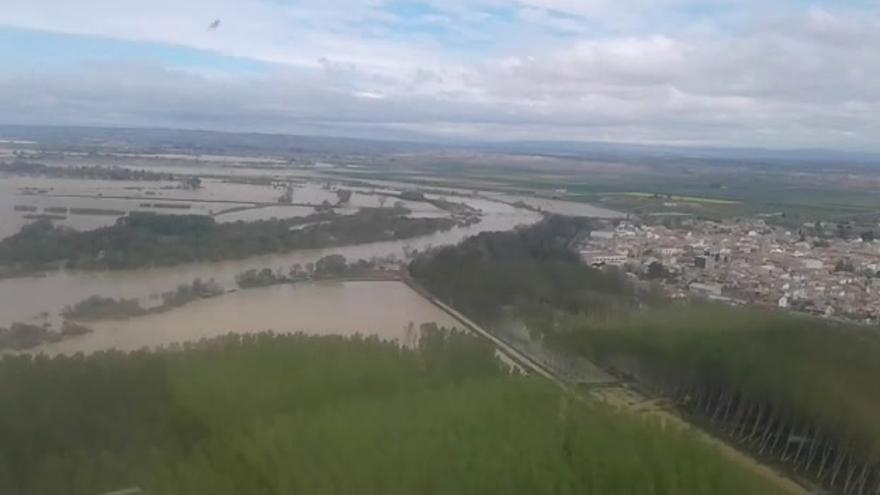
xmin=403 ymin=278 xmax=560 ymax=383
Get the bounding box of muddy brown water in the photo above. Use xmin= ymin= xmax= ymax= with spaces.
xmin=34 ymin=281 xmax=460 ymax=355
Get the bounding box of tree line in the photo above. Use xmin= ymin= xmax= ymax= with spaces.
xmin=0 ymin=321 xmax=92 ymax=351
xmin=235 ymin=255 xmax=399 ymax=289
xmin=409 ymin=215 xmax=636 ymax=325
xmin=61 ymin=279 xmax=225 ymax=322
xmin=1 ymin=161 xmax=176 ymax=181
xmin=0 ymin=209 xmax=454 ymax=273
xmin=561 ymin=306 xmax=880 ymax=495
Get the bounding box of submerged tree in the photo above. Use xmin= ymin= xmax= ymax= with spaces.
xmin=335 ymin=189 xmax=353 ymax=205
xmin=315 ymin=254 xmax=347 ymax=277
xmin=181 ymin=176 xmax=203 ymax=190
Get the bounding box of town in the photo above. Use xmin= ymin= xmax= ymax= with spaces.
xmin=582 ymin=217 xmax=880 ymax=323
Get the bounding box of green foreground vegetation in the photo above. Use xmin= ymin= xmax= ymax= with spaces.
xmin=0 ymin=208 xmax=453 ymax=273
xmin=562 ymin=306 xmax=880 ymax=464
xmin=411 ymin=217 xmax=880 ymax=493
xmin=0 ymin=332 xmax=781 ymax=494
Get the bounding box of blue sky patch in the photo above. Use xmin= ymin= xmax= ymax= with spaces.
xmin=0 ymin=27 xmax=273 ymax=74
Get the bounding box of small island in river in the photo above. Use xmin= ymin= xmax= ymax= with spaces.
xmin=0 ymin=207 xmax=456 ymax=275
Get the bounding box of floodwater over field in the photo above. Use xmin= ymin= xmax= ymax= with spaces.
xmin=35 ymin=281 xmax=460 ymax=356
xmin=485 ymin=192 xmax=625 ymax=218
xmin=0 ymin=176 xmax=256 ymax=239
xmin=309 ymin=175 xmax=626 ymax=218
xmin=0 ymin=201 xmax=541 ymax=328
xmin=0 ymin=175 xmax=447 ymax=239
xmin=0 ymin=159 xmax=621 ymax=354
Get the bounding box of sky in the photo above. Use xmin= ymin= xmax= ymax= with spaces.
xmin=1 ymin=0 xmax=880 ymax=150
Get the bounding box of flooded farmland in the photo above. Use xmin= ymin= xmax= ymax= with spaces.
xmin=0 ymin=203 xmax=539 ymax=329
xmin=0 ymin=175 xmax=447 ymax=240
xmin=0 ymin=157 xmax=624 ymax=354
xmin=484 ymin=191 xmax=625 ymax=218
xmin=0 ymin=164 xmax=542 ymax=354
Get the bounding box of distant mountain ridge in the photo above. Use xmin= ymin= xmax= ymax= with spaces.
xmin=1 ymin=124 xmax=878 ymax=170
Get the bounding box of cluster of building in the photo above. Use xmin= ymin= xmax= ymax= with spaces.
xmin=580 ymin=218 xmax=880 ymax=322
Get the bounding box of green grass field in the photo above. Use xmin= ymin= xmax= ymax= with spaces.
xmin=0 ymin=332 xmax=783 ymax=494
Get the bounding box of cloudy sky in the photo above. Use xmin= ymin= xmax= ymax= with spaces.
xmin=1 ymin=0 xmax=879 ymax=150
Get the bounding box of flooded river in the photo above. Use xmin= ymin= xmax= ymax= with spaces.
xmin=0 ymin=202 xmax=541 ymax=331
xmin=35 ymin=281 xmax=460 ymax=355
xmin=0 ymin=160 xmax=626 ymax=355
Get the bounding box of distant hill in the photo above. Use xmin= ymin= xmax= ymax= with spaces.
xmin=2 ymin=124 xmax=878 ymax=170
xmin=481 ymin=140 xmax=880 ymax=170
xmin=0 ymin=124 xmax=434 ymax=156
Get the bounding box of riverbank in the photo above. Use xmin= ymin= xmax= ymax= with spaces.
xmin=24 ymin=280 xmax=461 ymax=356
xmin=0 ymin=204 xmax=541 ymax=328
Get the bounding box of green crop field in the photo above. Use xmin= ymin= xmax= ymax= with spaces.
xmin=0 ymin=332 xmax=782 ymax=494
xmin=334 ymin=161 xmax=880 ymax=227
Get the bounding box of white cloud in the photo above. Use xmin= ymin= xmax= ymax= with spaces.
xmin=2 ymin=1 xmax=880 ymax=150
